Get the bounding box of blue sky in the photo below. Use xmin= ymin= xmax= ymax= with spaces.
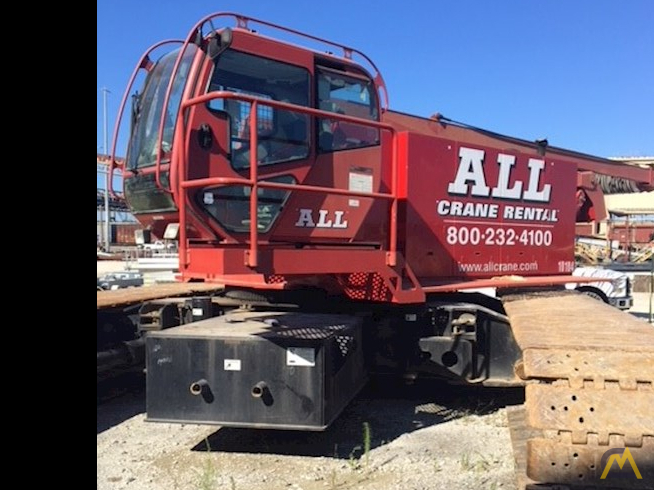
xmin=97 ymin=0 xmax=653 ymax=164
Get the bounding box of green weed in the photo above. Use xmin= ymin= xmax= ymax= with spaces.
xmin=459 ymin=452 xmax=490 ymax=473
xmin=194 ymin=437 xmax=219 ymax=490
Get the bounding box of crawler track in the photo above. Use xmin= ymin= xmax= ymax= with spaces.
xmin=504 ymin=293 xmax=654 ymax=488
xmin=97 ymin=282 xmax=225 ymax=309
xmin=97 ymin=283 xmax=225 ymax=381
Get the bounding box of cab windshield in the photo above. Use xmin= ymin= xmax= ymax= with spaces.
xmin=127 ymin=45 xmax=197 ymax=171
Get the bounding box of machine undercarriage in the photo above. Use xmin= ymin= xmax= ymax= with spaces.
xmin=98 ymin=283 xmax=654 ymax=487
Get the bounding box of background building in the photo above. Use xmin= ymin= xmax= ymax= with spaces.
xmin=97 ymin=154 xmax=141 ymax=249
xmin=602 ymin=157 xmax=654 ymax=255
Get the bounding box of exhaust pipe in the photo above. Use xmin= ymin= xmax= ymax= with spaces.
xmin=251 ymin=381 xmax=268 ymax=398
xmin=190 ymin=379 xmax=209 ymax=396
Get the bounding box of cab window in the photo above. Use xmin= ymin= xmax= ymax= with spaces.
xmin=316 ymin=67 xmax=380 ymax=152
xmin=208 ymin=50 xmax=310 ymax=168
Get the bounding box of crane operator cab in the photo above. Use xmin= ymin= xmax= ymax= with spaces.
xmin=116 ymin=14 xmax=387 ymax=284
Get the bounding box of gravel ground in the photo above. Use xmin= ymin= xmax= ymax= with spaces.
xmin=97 ymin=381 xmax=523 ymax=490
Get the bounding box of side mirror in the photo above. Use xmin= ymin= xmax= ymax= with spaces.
xmin=207 ymin=28 xmax=233 ymax=60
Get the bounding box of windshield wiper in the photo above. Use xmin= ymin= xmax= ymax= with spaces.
xmin=129 ymin=91 xmax=142 ymax=174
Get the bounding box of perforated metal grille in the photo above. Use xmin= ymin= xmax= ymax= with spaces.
xmin=264 ymin=322 xmax=350 ymax=340
xmin=266 ymin=274 xmax=286 ymax=284
xmin=339 ymin=272 xmax=392 ymax=302
xmin=331 ymin=334 xmax=355 ymax=375
xmin=335 ymin=335 xmax=352 ymax=357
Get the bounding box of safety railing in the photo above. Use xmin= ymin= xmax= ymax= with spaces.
xmin=108 ymin=39 xmax=183 ymax=198
xmin=224 ymin=13 xmax=390 ymax=110
xmin=175 ymin=92 xmax=401 ymax=269
xmin=140 ymin=10 xmax=391 ymax=204
xmin=184 ymin=12 xmax=388 ymax=109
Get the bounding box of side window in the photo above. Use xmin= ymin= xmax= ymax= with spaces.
xmin=316 ymin=68 xmax=380 ymax=153
xmin=207 ymin=50 xmax=310 ymax=168
xmin=222 ymin=90 xmax=274 ymax=154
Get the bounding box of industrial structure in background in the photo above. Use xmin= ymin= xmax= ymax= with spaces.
xmin=98 ymin=12 xmax=654 ymax=489
xmin=573 ymin=156 xmax=654 ymax=265
xmin=96 ymin=154 xmax=141 ymax=248
xmin=604 ymin=157 xmax=654 ymax=260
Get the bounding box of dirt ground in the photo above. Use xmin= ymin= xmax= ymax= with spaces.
xmin=97 ymin=379 xmax=524 ymax=490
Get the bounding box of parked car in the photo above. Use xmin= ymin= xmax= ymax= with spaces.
xmin=139 ymin=240 xmax=177 ymax=252
xmin=567 ymin=266 xmax=633 ymax=310
xmin=97 ymin=271 xmax=144 ymax=291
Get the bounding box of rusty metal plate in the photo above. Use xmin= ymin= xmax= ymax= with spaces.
xmin=97 ymin=282 xmax=224 ymax=309
xmin=525 ymin=384 xmax=654 ymax=438
xmin=523 ymin=348 xmax=654 ymax=383
xmin=507 ymin=405 xmax=540 ymax=490
xmin=503 ymin=294 xmax=654 ymax=352
xmin=526 ymin=438 xmax=654 ymax=488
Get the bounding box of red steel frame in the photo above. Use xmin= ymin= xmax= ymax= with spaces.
xmin=174 ymin=92 xmax=608 ymax=302
xmin=176 ymin=93 xmax=400 ymax=268
xmin=172 ymin=92 xmax=424 ymax=301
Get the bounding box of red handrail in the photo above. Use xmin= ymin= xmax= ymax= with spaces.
xmin=153 ymin=40 xmax=204 ymax=201
xmin=227 ymin=13 xmax=389 ymax=110
xmin=177 ymin=92 xmax=400 ymax=269
xmin=109 ymin=40 xmax=182 ymax=198
xmin=152 ymin=12 xmax=392 ymax=269
xmin=175 ymin=12 xmax=388 ymax=109
xmin=247 ymin=101 xmax=260 ymax=267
